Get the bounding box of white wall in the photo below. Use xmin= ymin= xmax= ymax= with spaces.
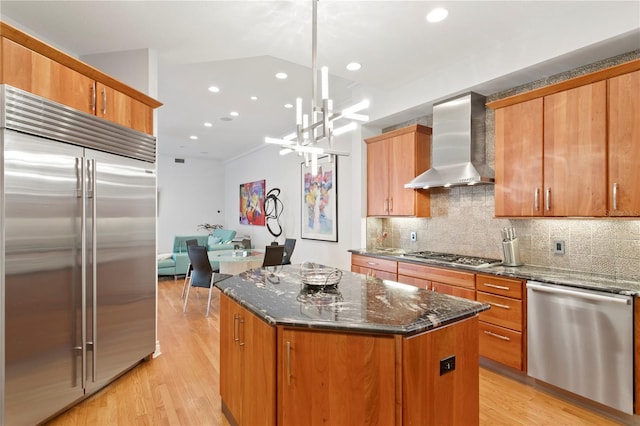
xmin=157 ymin=154 xmax=226 ymax=253
xmin=223 ymin=139 xmax=359 ymax=271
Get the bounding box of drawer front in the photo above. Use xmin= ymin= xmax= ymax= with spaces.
xmin=479 ymin=321 xmax=522 ymax=370
xmin=477 ymin=292 xmax=522 ymax=331
xmin=351 ymin=254 xmax=397 ymax=274
xmin=476 ymin=274 xmax=523 ymax=299
xmin=398 ymin=262 xmax=475 ymax=289
xmin=352 ymin=265 xmax=397 ymax=281
xmin=431 ymin=282 xmax=476 ymax=301
xmin=397 ymin=275 xmax=430 ymax=289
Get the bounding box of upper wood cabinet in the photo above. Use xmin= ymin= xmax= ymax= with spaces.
xmin=1 ymin=37 xmax=95 ymax=114
xmin=0 ymin=22 xmax=161 ymax=135
xmin=608 ymin=70 xmax=640 ymax=217
xmin=494 ymin=98 xmax=544 ymax=216
xmin=365 ymin=124 xmax=431 ymax=217
xmin=543 ymin=81 xmax=607 ymax=216
xmin=491 ymin=59 xmax=640 ymax=218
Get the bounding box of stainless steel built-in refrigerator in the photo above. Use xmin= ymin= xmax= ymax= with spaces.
xmin=0 ymin=85 xmax=157 ymax=425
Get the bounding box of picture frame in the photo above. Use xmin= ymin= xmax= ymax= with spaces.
xmin=239 ymin=179 xmax=266 ymax=226
xmin=301 ymin=156 xmax=338 ymax=242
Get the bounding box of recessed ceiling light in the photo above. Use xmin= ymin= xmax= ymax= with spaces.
xmin=426 ymin=7 xmax=448 ymax=23
xmin=190 ymin=135 xmax=198 ymax=140
xmin=250 ymin=96 xmax=258 ymax=100
xmin=346 ymin=62 xmax=361 ymax=71
xmin=204 ymin=122 xmax=213 ymax=127
xmin=275 ymin=72 xmax=288 ymax=80
xmin=284 ymin=103 xmax=293 ymax=109
xmin=208 ymin=86 xmax=220 ymax=93
xmin=230 ymin=111 xmax=239 ymax=117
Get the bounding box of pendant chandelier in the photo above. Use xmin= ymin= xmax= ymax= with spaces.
xmin=265 ymin=0 xmax=370 ymax=173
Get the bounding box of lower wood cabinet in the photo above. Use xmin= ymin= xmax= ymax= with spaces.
xmin=277 ymin=328 xmax=396 ymax=425
xmin=476 ymin=274 xmax=526 ymax=371
xmin=351 ymin=253 xmax=398 ymax=281
xmin=220 ymin=294 xmax=276 ymax=426
xmin=397 ymin=261 xmax=476 ymax=300
xmin=221 ymin=293 xmax=481 ymax=425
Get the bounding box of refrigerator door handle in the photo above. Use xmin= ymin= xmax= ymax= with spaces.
xmin=90 ymin=158 xmax=98 ymax=383
xmin=80 ymin=157 xmax=88 ymax=389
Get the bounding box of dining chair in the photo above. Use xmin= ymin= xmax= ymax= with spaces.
xmin=181 ymin=239 xmax=199 ymax=299
xmin=183 ymin=245 xmax=223 ymax=317
xmin=282 ymin=238 xmax=297 ymax=265
xmin=262 ymin=244 xmax=285 ymax=267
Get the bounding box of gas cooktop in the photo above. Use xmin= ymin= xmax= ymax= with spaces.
xmin=401 ymin=251 xmax=502 ymax=268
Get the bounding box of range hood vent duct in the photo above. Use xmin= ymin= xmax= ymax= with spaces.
xmin=405 ymin=92 xmax=494 ymax=189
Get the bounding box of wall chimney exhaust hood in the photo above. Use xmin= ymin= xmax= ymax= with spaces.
xmin=405 ymin=92 xmax=494 ymax=189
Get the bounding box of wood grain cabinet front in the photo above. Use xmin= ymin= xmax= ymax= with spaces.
xmin=397 ymin=261 xmax=476 ymax=300
xmin=220 ymin=294 xmax=276 ymax=426
xmin=277 ymin=328 xmax=396 ymax=426
xmin=608 ymin=69 xmax=640 ymax=217
xmin=351 ymin=253 xmax=398 ymax=281
xmin=1 ymin=23 xmax=161 ymax=135
xmin=476 ymin=274 xmax=526 ymax=371
xmin=365 ymin=125 xmax=431 ymax=217
xmin=491 ymin=60 xmax=640 ymax=218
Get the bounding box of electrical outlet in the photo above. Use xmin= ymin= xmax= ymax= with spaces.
xmin=440 ymin=355 xmax=456 ymax=375
xmin=553 ymin=240 xmax=565 ymax=254
xmin=410 ymin=231 xmax=417 ymax=242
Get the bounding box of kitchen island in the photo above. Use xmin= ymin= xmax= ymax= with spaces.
xmin=215 ymin=264 xmax=489 ymax=426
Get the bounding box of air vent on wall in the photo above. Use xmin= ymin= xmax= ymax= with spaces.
xmin=174 ymin=158 xmax=185 ymax=164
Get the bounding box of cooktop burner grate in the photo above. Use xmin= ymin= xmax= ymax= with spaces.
xmin=403 ymin=251 xmax=502 ymax=267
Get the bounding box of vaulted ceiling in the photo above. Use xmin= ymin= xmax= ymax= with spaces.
xmin=2 ymin=1 xmax=639 ymax=160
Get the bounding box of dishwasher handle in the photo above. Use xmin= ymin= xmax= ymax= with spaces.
xmin=527 ymin=282 xmax=630 ymax=305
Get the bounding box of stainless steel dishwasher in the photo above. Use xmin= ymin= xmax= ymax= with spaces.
xmin=527 ymin=281 xmax=634 ymax=414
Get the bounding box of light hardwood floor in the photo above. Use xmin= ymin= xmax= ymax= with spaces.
xmin=45 ymin=278 xmax=624 ymax=426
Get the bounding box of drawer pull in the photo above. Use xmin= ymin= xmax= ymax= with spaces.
xmin=487 ymin=301 xmax=511 ymax=310
xmin=483 ymin=283 xmax=510 ymax=291
xmin=366 ymin=262 xmax=377 ymax=266
xmin=484 ymin=330 xmax=511 ymax=341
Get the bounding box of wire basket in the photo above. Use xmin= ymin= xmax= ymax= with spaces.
xmin=300 ymin=262 xmax=343 ymax=287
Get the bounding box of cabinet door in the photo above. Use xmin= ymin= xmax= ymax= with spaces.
xmin=431 ymin=281 xmax=476 ymax=300
xmin=388 ymin=133 xmax=422 ymax=215
xmin=221 ymin=295 xmax=276 ymax=426
xmin=366 ymin=140 xmax=390 ymax=215
xmin=219 ymin=294 xmax=244 ymax=424
xmin=608 ymin=70 xmax=640 ymax=217
xmin=96 ymin=83 xmax=154 ymax=134
xmin=1 ymin=37 xmax=94 ymax=114
xmin=242 ymin=305 xmax=276 ymax=426
xmin=494 ymin=98 xmax=544 ymax=216
xmin=279 ymin=328 xmax=396 ymax=426
xmin=544 ymin=81 xmax=607 ymax=216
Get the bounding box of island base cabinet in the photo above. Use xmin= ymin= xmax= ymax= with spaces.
xmin=277 ymin=328 xmax=396 ymax=426
xmin=403 ymin=316 xmax=479 ymax=426
xmin=220 ymin=294 xmax=276 ymax=426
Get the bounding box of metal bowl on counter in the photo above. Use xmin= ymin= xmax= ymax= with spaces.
xmin=300 ymin=262 xmax=343 ymax=287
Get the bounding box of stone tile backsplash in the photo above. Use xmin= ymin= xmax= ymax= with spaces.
xmin=367 ymin=185 xmax=640 ymax=280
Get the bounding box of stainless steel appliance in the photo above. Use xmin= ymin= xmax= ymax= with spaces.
xmin=402 ymin=251 xmax=502 ymax=268
xmin=404 ymin=92 xmax=494 ymax=189
xmin=1 ymin=85 xmax=157 ymax=425
xmin=527 ymin=281 xmax=633 ymax=414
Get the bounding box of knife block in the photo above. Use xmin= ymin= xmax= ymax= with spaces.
xmin=502 ymin=238 xmax=523 ymax=266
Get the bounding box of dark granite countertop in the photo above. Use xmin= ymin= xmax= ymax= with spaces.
xmin=214 ymin=264 xmax=489 ymax=336
xmin=349 ymin=248 xmax=640 ymax=296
